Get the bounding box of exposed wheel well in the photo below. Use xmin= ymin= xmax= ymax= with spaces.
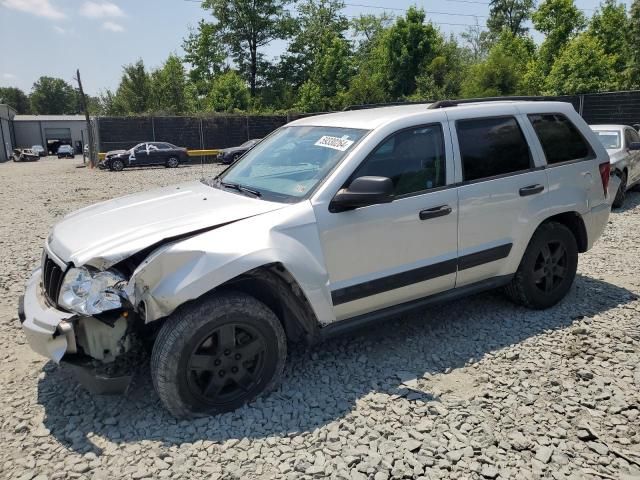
xmin=216 ymin=263 xmax=320 ymax=344
xmin=540 ymin=212 xmax=588 ymax=253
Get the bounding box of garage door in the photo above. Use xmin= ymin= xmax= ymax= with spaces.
xmin=45 ymin=128 xmax=71 ymax=140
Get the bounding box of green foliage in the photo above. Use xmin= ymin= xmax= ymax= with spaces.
xmin=202 ymin=0 xmax=295 ymax=96
xmin=382 ymin=8 xmax=441 ymax=99
xmin=30 ymin=76 xmax=77 ymax=114
xmin=182 ymin=20 xmax=227 ymax=96
xmin=208 ymin=71 xmax=250 ymax=112
xmin=461 ymin=30 xmax=534 ymax=97
xmin=588 ymin=0 xmax=629 ymax=84
xmin=487 ymin=0 xmax=535 ymax=38
xmin=0 ymin=87 xmax=30 ymax=113
xmin=628 ymin=0 xmax=640 ymax=87
xmin=544 ymin=33 xmax=616 ymax=94
xmin=114 ymin=60 xmax=151 ymax=114
xmin=533 ymin=0 xmax=586 ymax=74
xmin=149 ymin=54 xmax=189 ymax=114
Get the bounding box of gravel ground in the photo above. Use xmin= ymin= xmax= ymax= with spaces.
xmin=1 ymin=157 xmax=639 ymax=480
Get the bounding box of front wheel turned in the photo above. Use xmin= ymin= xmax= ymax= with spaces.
xmin=505 ymin=221 xmax=578 ymax=309
xmin=151 ymin=291 xmax=287 ymax=418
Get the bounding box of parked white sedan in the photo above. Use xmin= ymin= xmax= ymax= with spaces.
xmin=591 ymin=124 xmax=640 ymax=207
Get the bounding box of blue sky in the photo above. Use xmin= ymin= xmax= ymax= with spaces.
xmin=0 ymin=0 xmax=623 ymax=96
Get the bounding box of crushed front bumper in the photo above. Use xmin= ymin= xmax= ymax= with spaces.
xmin=19 ymin=268 xmax=76 ymax=362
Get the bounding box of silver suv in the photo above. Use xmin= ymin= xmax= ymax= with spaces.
xmin=19 ymin=100 xmax=617 ymax=417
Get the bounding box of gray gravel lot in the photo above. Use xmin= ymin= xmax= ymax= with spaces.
xmin=1 ymin=157 xmax=639 ymax=480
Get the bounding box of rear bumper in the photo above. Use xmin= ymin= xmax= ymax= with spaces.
xmin=19 ymin=268 xmax=76 ymax=363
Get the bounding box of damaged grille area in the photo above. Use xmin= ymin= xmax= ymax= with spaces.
xmin=42 ymin=254 xmax=66 ymax=306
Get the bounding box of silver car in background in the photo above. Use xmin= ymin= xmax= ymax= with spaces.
xmin=590 ymin=124 xmax=640 ymax=207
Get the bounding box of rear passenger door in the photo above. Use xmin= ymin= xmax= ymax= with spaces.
xmin=449 ymin=111 xmax=549 ymax=287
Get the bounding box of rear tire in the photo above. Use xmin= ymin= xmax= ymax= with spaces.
xmin=111 ymin=159 xmax=124 ymax=171
xmin=151 ymin=291 xmax=287 ymax=418
xmin=612 ymin=170 xmax=627 ymax=208
xmin=505 ymin=221 xmax=578 ymax=309
xmin=166 ymin=156 xmax=179 ymax=168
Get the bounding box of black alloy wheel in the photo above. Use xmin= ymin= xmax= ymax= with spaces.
xmin=532 ymin=240 xmax=567 ymax=294
xmin=186 ymin=323 xmax=267 ymax=404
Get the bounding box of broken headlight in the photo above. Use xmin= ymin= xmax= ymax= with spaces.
xmin=58 ymin=267 xmax=127 ymax=315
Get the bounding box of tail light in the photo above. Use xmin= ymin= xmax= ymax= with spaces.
xmin=599 ymin=162 xmax=610 ymax=197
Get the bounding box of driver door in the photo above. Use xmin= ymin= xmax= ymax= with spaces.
xmin=313 ymin=122 xmax=459 ymax=321
xmin=130 ymin=144 xmax=149 ymax=166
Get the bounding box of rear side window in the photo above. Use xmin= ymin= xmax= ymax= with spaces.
xmin=456 ymin=116 xmax=531 ymax=182
xmin=528 ymin=114 xmax=591 ymax=164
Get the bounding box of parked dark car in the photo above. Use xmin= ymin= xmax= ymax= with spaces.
xmin=32 ymin=145 xmax=46 ymax=157
xmin=57 ymin=145 xmax=75 ymax=158
xmin=217 ymin=138 xmax=261 ymax=164
xmin=12 ymin=148 xmax=39 ymax=162
xmin=102 ymin=142 xmax=189 ymax=171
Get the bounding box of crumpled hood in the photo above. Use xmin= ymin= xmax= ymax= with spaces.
xmin=49 ymin=181 xmax=285 ymax=269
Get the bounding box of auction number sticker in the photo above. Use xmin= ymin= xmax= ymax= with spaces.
xmin=314 ymin=135 xmax=354 ymax=151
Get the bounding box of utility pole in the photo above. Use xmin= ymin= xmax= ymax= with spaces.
xmin=75 ymin=69 xmax=96 ymax=168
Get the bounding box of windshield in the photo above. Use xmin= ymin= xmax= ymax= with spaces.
xmin=214 ymin=126 xmax=368 ymax=202
xmin=594 ymin=130 xmax=621 ymax=149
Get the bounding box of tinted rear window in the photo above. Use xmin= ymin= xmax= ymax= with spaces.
xmin=456 ymin=116 xmax=532 ymax=182
xmin=528 ymin=114 xmax=591 ymax=164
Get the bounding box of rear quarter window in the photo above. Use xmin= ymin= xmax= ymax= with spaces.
xmin=528 ymin=113 xmax=593 ymax=164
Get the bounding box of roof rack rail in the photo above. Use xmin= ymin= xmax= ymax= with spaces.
xmin=343 ymin=100 xmax=431 ymax=111
xmin=428 ymin=95 xmax=552 ymax=109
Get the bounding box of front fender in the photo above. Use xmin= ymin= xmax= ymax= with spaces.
xmin=128 ymin=201 xmax=336 ymax=325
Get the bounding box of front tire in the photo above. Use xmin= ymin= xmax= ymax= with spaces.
xmin=111 ymin=159 xmax=124 ymax=171
xmin=612 ymin=170 xmax=627 ymax=208
xmin=151 ymin=291 xmax=287 ymax=418
xmin=505 ymin=221 xmax=578 ymax=309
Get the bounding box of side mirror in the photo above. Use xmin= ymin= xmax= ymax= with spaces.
xmin=629 ymin=142 xmax=640 ymax=151
xmin=329 ymin=176 xmax=394 ymax=212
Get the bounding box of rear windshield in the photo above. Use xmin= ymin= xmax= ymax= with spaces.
xmin=593 ymin=130 xmax=621 ymax=150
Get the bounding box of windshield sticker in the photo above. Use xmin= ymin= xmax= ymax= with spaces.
xmin=314 ymin=136 xmax=354 ymax=151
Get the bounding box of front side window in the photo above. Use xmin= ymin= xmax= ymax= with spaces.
xmin=594 ymin=130 xmax=621 ymax=150
xmin=457 ymin=116 xmax=531 ymax=182
xmin=529 ymin=113 xmax=591 ymax=164
xmin=216 ymin=126 xmax=367 ymax=202
xmin=625 ymin=128 xmax=640 ymax=147
xmin=351 ymin=124 xmax=446 ymax=196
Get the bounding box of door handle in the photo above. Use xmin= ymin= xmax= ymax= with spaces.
xmin=419 ymin=205 xmax=452 ymax=220
xmin=519 ymin=184 xmax=544 ymax=197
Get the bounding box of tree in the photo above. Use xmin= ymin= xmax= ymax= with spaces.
xmin=461 ymin=31 xmax=534 ymax=97
xmin=114 ymin=60 xmax=151 ymax=114
xmin=295 ymin=33 xmax=352 ymax=111
xmin=0 ymin=87 xmax=30 ymax=113
xmin=532 ymin=0 xmax=586 ymax=74
xmin=461 ymin=21 xmax=491 ymax=61
xmin=202 ymin=0 xmax=295 ymax=97
xmin=544 ymin=33 xmax=616 ymax=94
xmin=282 ymin=0 xmax=349 ymax=89
xmin=150 ymin=55 xmax=189 ymax=114
xmin=413 ymin=37 xmax=468 ymax=100
xmin=487 ymin=0 xmax=535 ymax=38
xmin=182 ymin=20 xmax=227 ymax=95
xmin=208 ymin=71 xmax=250 ymax=111
xmin=381 ymin=7 xmax=442 ymax=99
xmin=630 ymin=0 xmax=640 ymax=87
xmin=588 ymin=0 xmax=629 ymax=85
xmin=30 ymin=76 xmax=76 ymax=114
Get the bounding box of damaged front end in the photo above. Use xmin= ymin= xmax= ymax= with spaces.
xmin=19 ymin=257 xmax=144 ymax=394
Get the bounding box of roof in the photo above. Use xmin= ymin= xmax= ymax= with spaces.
xmin=14 ymin=115 xmax=86 ymax=122
xmin=590 ymin=124 xmax=628 ymax=131
xmin=289 ymin=101 xmax=575 ymax=130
